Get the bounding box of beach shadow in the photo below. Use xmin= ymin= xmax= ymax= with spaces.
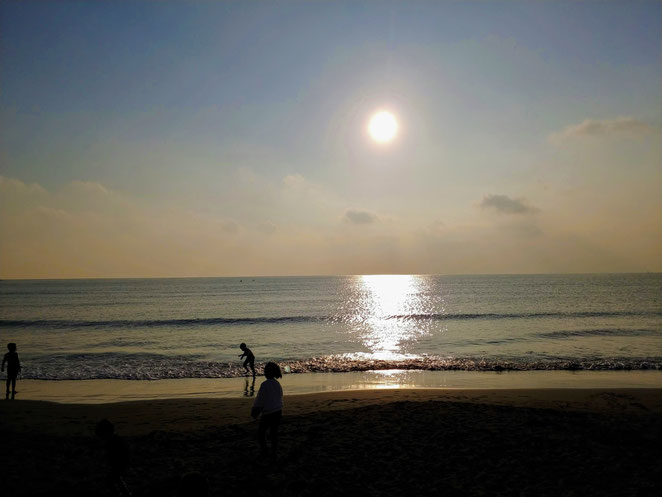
xmin=177 ymin=471 xmax=209 ymax=496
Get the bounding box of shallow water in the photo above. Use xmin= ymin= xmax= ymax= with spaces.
xmin=1 ymin=274 xmax=660 ymax=380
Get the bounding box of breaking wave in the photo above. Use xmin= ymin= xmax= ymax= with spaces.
xmin=2 ymin=310 xmax=660 ymax=329
xmin=21 ymin=354 xmax=662 ymax=380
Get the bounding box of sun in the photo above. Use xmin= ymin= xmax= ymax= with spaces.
xmin=368 ymin=111 xmax=398 ymax=143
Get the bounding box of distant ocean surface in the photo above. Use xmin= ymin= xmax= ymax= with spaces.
xmin=1 ymin=274 xmax=660 ymax=380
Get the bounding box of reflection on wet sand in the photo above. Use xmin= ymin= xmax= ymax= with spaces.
xmin=243 ymin=376 xmax=255 ymax=397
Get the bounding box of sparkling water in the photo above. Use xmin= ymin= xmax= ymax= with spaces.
xmin=1 ymin=274 xmax=660 ymax=380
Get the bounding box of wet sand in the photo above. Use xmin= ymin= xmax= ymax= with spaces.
xmin=14 ymin=369 xmax=662 ymax=403
xmin=2 ymin=387 xmax=660 ymax=496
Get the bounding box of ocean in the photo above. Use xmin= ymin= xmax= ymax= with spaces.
xmin=1 ymin=274 xmax=660 ymax=381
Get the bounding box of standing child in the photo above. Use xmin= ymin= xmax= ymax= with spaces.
xmin=238 ymin=342 xmax=256 ymax=377
xmin=1 ymin=342 xmax=21 ymax=400
xmin=95 ymin=419 xmax=131 ymax=496
xmin=251 ymin=361 xmax=283 ymax=457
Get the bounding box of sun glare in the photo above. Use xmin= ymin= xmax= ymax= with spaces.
xmin=353 ymin=275 xmax=431 ymax=360
xmin=368 ymin=111 xmax=398 ymax=143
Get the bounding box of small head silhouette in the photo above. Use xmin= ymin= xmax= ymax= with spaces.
xmin=240 ymin=342 xmax=247 ymax=350
xmin=264 ymin=362 xmax=282 ymax=379
xmin=7 ymin=343 xmax=17 ymax=352
xmin=95 ymin=418 xmax=115 ymax=439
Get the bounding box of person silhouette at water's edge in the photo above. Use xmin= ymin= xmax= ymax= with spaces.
xmin=2 ymin=342 xmax=21 ymax=400
xmin=251 ymin=361 xmax=283 ymax=458
xmin=239 ymin=342 xmax=256 ymax=377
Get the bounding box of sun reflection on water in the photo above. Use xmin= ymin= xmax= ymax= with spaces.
xmin=346 ymin=275 xmax=437 ymax=360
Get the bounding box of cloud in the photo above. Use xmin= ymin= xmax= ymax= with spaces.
xmin=502 ymin=222 xmax=543 ymax=239
xmin=257 ymin=221 xmax=277 ymax=234
xmin=343 ymin=208 xmax=378 ymax=225
xmin=480 ymin=194 xmax=539 ymax=215
xmin=550 ymin=117 xmax=656 ymax=141
xmin=282 ymin=174 xmax=308 ymax=189
xmin=280 ymin=173 xmax=339 ymax=212
xmin=427 ymin=220 xmax=445 ymax=235
xmin=67 ymin=180 xmax=111 ymax=196
xmin=221 ymin=220 xmax=240 ymax=234
xmin=0 ymin=176 xmax=47 ymax=196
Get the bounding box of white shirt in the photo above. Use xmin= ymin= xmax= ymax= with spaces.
xmin=253 ymin=378 xmax=283 ymax=414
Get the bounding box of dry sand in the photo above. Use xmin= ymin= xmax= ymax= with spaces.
xmin=2 ymin=388 xmax=660 ymax=496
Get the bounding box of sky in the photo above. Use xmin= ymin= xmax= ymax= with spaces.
xmin=1 ymin=1 xmax=660 ymax=278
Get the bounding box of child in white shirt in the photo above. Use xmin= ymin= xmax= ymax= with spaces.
xmin=251 ymin=361 xmax=283 ymax=456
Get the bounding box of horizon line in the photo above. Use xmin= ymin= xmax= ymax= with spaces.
xmin=1 ymin=271 xmax=660 ymax=282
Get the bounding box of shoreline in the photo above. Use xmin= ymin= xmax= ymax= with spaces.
xmin=10 ymin=369 xmax=662 ymax=404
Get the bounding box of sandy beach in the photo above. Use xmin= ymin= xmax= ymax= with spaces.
xmin=2 ymin=387 xmax=660 ymax=497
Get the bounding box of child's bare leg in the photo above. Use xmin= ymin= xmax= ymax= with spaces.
xmin=270 ymin=422 xmax=279 ymax=454
xmin=258 ymin=417 xmax=268 ymax=454
xmin=5 ymin=378 xmax=9 ymax=399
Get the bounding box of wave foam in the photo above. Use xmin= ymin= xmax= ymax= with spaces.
xmin=19 ymin=354 xmax=662 ymax=380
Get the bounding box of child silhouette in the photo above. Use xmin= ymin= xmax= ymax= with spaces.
xmin=238 ymin=343 xmax=256 ymax=377
xmin=251 ymin=361 xmax=283 ymax=457
xmin=95 ymin=419 xmax=131 ymax=496
xmin=2 ymin=343 xmax=21 ymax=400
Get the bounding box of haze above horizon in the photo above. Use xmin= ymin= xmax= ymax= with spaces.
xmin=1 ymin=1 xmax=660 ymax=278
